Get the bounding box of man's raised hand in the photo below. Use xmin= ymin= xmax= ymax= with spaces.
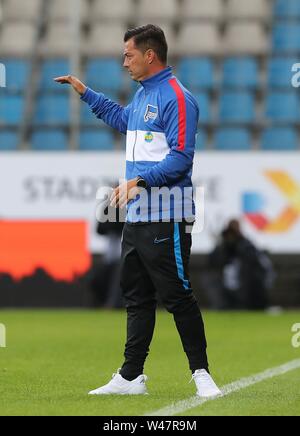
xmin=53 ymin=75 xmax=87 ymax=96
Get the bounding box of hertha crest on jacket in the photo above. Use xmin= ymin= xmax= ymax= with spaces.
xmin=144 ymin=104 xmax=158 ymax=122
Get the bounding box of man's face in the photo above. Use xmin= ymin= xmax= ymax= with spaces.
xmin=123 ymin=38 xmax=150 ymax=82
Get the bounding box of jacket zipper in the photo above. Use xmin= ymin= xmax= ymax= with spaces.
xmin=133 ymin=92 xmax=147 ymax=164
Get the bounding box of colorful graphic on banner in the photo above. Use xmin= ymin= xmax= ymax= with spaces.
xmin=243 ymin=171 xmax=300 ymax=233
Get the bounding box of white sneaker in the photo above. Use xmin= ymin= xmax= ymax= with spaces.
xmin=88 ymin=370 xmax=148 ymax=396
xmin=192 ymin=369 xmax=222 ymax=398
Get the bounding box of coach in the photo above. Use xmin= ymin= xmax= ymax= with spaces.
xmin=55 ymin=24 xmax=221 ymax=398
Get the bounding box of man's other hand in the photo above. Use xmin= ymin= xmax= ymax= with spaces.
xmin=54 ymin=75 xmax=87 ymax=96
xmin=110 ymin=179 xmax=141 ymax=209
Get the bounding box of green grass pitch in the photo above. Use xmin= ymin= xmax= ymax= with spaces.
xmin=0 ymin=310 xmax=299 ymax=416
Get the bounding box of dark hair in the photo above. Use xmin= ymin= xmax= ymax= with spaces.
xmin=124 ymin=24 xmax=168 ymax=64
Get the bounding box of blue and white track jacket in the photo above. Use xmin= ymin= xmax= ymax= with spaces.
xmin=81 ymin=67 xmax=199 ymax=223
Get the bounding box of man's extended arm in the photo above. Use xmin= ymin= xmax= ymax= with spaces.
xmin=54 ymin=75 xmax=131 ymax=135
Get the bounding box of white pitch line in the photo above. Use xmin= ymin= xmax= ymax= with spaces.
xmin=145 ymin=358 xmax=300 ymax=416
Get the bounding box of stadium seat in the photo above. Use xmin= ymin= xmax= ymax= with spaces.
xmin=268 ymin=57 xmax=299 ymax=88
xmin=41 ymin=24 xmax=76 ymax=57
xmin=181 ymin=0 xmax=224 ymax=20
xmin=177 ymin=58 xmax=214 ymax=90
xmin=215 ymin=128 xmax=252 ymax=150
xmin=265 ymin=92 xmax=300 ymax=123
xmin=0 ymin=23 xmax=36 ymax=56
xmin=86 ymin=59 xmax=123 ymax=92
xmin=0 ymin=95 xmax=24 ymax=126
xmin=34 ymin=95 xmax=70 ymax=124
xmin=222 ymin=57 xmax=259 ymax=89
xmin=224 ymin=23 xmax=269 ymax=55
xmin=0 ymin=131 xmax=19 ymax=150
xmin=39 ymin=60 xmax=70 ymax=91
xmin=137 ymin=0 xmax=178 ymax=22
xmin=226 ymin=0 xmax=270 ymax=20
xmin=80 ymin=130 xmax=114 ymax=151
xmin=84 ymin=24 xmax=127 ymax=56
xmin=175 ymin=24 xmax=221 ymax=56
xmin=48 ymin=0 xmax=89 ymax=22
xmin=273 ymin=24 xmax=300 ymax=54
xmin=31 ymin=130 xmax=69 ymax=150
xmin=90 ymin=0 xmax=134 ymax=21
xmin=261 ymin=128 xmax=298 ymax=151
xmin=4 ymin=60 xmax=30 ymax=92
xmin=219 ymin=92 xmax=255 ymax=123
xmin=193 ymin=93 xmax=211 ymax=124
xmin=195 ymin=130 xmax=207 ymax=150
xmin=2 ymin=0 xmax=42 ymax=22
xmin=274 ymin=0 xmax=300 ymax=19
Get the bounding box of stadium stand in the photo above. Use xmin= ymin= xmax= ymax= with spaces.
xmin=181 ymin=0 xmax=224 ymax=21
xmin=195 ymin=130 xmax=207 ymax=150
xmin=219 ymin=92 xmax=256 ymax=124
xmin=194 ymin=93 xmax=211 ymax=124
xmin=137 ymin=0 xmax=179 ymax=22
xmin=268 ymin=57 xmax=299 ymax=88
xmin=215 ymin=128 xmax=252 ymax=151
xmin=265 ymin=92 xmax=300 ymax=123
xmin=48 ymin=0 xmax=89 ymax=22
xmin=90 ymin=0 xmax=135 ymax=21
xmin=0 ymin=94 xmax=24 ymax=126
xmin=222 ymin=58 xmax=259 ymax=90
xmin=85 ymin=59 xmax=123 ymax=92
xmin=274 ymin=0 xmax=300 ymax=19
xmin=0 ymin=0 xmax=299 ymax=151
xmin=177 ymin=58 xmax=215 ymax=90
xmin=0 ymin=130 xmax=18 ymax=150
xmin=224 ymin=23 xmax=269 ymax=55
xmin=261 ymin=127 xmax=299 ymax=151
xmin=176 ymin=23 xmax=221 ymax=56
xmin=31 ymin=129 xmax=69 ymax=150
xmin=80 ymin=130 xmax=114 ymax=151
xmin=2 ymin=0 xmax=42 ymax=22
xmin=226 ymin=0 xmax=270 ymax=20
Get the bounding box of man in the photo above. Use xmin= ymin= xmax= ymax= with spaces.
xmin=55 ymin=25 xmax=221 ymax=398
xmin=208 ymin=220 xmax=272 ymax=310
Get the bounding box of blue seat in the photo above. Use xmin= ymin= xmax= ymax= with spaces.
xmin=177 ymin=58 xmax=214 ymax=90
xmin=0 ymin=94 xmax=24 ymax=126
xmin=268 ymin=57 xmax=298 ymax=88
xmin=220 ymin=92 xmax=255 ymax=123
xmin=34 ymin=95 xmax=70 ymax=124
xmin=40 ymin=60 xmax=70 ymax=92
xmin=4 ymin=60 xmax=30 ymax=92
xmin=81 ymin=104 xmax=100 ymax=126
xmin=261 ymin=128 xmax=298 ymax=150
xmin=215 ymin=129 xmax=252 ymax=151
xmin=274 ymin=0 xmax=300 ymax=19
xmin=265 ymin=92 xmax=300 ymax=122
xmin=86 ymin=59 xmax=123 ymax=92
xmin=195 ymin=130 xmax=207 ymax=150
xmin=0 ymin=131 xmax=18 ymax=150
xmin=80 ymin=130 xmax=114 ymax=151
xmin=222 ymin=57 xmax=259 ymax=89
xmin=31 ymin=130 xmax=68 ymax=150
xmin=193 ymin=93 xmax=211 ymax=124
xmin=273 ymin=24 xmax=300 ymax=53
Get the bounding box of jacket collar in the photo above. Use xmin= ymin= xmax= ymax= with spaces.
xmin=140 ymin=67 xmax=173 ymax=90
